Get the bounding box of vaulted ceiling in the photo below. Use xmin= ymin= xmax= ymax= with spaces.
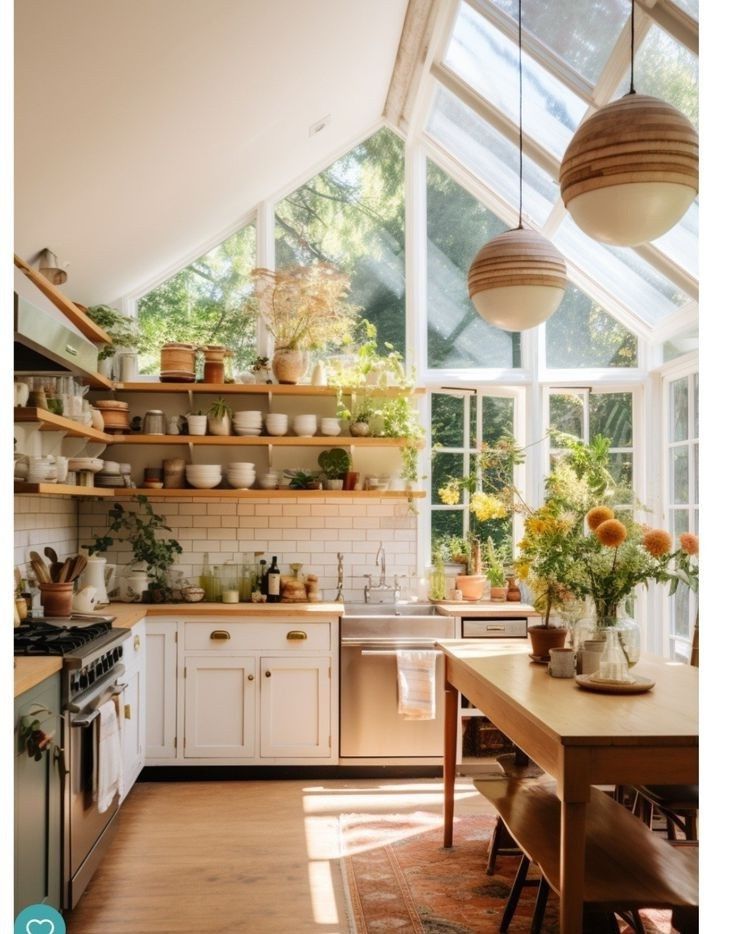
xmin=14 ymin=0 xmax=408 ymax=304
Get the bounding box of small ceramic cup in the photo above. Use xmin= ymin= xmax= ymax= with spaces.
xmin=548 ymin=647 xmax=577 ymax=678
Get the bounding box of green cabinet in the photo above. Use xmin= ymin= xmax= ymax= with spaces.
xmin=14 ymin=673 xmax=63 ymax=914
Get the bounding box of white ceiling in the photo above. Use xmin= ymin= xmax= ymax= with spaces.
xmin=14 ymin=0 xmax=408 ymax=304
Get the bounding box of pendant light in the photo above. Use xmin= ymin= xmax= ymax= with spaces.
xmin=559 ymin=0 xmax=698 ymax=247
xmin=468 ymin=0 xmax=566 ymax=333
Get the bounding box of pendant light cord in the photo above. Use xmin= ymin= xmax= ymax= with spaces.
xmin=629 ymin=0 xmax=636 ymax=94
xmin=517 ymin=0 xmax=523 ymax=229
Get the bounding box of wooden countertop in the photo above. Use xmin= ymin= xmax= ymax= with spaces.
xmin=434 ymin=601 xmax=540 ymax=618
xmin=15 ymin=602 xmax=344 ymax=696
xmin=14 ymin=657 xmax=63 ymax=698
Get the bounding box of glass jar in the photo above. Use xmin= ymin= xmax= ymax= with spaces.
xmin=203 ymin=345 xmax=226 ymax=383
xmin=592 ymin=606 xmax=641 ymax=668
xmin=598 ymin=628 xmax=632 ymax=682
xmin=224 ymin=349 xmax=234 ymax=383
xmin=143 ymin=409 xmax=165 ymax=435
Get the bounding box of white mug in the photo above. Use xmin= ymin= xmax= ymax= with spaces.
xmin=548 ymin=647 xmax=577 ymax=678
xmin=579 ymin=640 xmax=606 ymax=675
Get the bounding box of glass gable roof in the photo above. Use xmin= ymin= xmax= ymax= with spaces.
xmin=430 ymin=0 xmax=699 ymax=332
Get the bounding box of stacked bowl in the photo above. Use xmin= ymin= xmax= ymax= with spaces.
xmin=226 ymin=462 xmax=256 ymax=489
xmin=265 ymin=413 xmax=289 ymax=436
xmin=233 ymin=410 xmax=262 ymax=436
xmin=186 ymin=464 xmax=222 ymax=489
xmin=292 ymin=414 xmax=317 ymax=437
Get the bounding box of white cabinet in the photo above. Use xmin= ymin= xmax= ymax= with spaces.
xmin=120 ymin=620 xmax=146 ymax=799
xmin=183 ymin=655 xmax=257 ymax=758
xmin=145 ymin=620 xmax=178 ymax=760
xmin=260 ymin=656 xmax=331 ymax=758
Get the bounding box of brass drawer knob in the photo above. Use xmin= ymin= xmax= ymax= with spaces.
xmin=286 ymin=630 xmax=307 ymax=641
xmin=248 ymin=674 xmax=255 ymax=681
xmin=265 ymin=670 xmax=272 ymax=678
xmin=210 ymin=630 xmax=231 ymax=641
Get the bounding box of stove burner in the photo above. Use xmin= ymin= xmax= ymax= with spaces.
xmin=14 ymin=620 xmax=113 ymax=656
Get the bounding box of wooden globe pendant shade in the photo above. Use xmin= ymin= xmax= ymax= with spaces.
xmin=559 ymin=94 xmax=699 ymax=246
xmin=468 ymin=227 xmax=567 ymax=332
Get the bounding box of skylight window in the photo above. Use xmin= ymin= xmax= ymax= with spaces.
xmin=445 ymin=2 xmax=587 ymax=159
xmin=490 ymin=0 xmax=630 ymax=86
xmin=545 ymin=284 xmax=638 ymax=369
xmin=652 ymin=200 xmax=698 ymax=280
xmin=428 ymin=86 xmax=558 ymax=226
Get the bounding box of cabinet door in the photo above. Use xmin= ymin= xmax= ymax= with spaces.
xmin=121 ymin=621 xmax=145 ymax=796
xmin=14 ymin=674 xmax=62 ymax=914
xmin=260 ymin=656 xmax=331 ymax=758
xmin=145 ymin=621 xmax=177 ymax=760
xmin=183 ymin=656 xmax=256 ymax=758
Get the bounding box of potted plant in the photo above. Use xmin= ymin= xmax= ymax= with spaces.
xmin=85 ymin=304 xmax=140 ymax=378
xmin=287 ymin=470 xmax=321 ymax=490
xmin=485 ymin=540 xmax=508 ymax=602
xmin=186 ymin=410 xmax=207 ymax=436
xmin=84 ymin=496 xmax=183 ymax=602
xmin=318 ymin=448 xmax=351 ymax=490
xmin=246 ymin=264 xmax=358 ymax=384
xmin=207 ymin=398 xmax=233 ymax=436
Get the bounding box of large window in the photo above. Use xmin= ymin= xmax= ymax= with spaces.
xmin=430 ymin=390 xmax=516 ymax=556
xmin=426 ymin=161 xmax=521 ymax=369
xmin=136 ymin=222 xmax=257 ymax=373
xmin=665 ymin=371 xmax=699 ymax=660
xmin=545 ymin=284 xmax=638 ymax=369
xmin=275 ymin=128 xmax=405 ymax=355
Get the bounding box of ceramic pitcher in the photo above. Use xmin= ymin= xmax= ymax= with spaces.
xmin=79 ymin=556 xmax=116 ymax=605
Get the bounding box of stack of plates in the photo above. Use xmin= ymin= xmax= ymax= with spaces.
xmin=68 ymin=457 xmax=104 ymax=473
xmin=185 ymin=464 xmax=222 ymax=489
xmin=226 ymin=462 xmax=256 ymax=489
xmin=233 ymin=410 xmax=263 ymax=436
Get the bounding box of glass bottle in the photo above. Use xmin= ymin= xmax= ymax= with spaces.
xmin=266 ymin=556 xmax=281 ymax=603
xmin=597 ymin=628 xmax=632 ymax=682
xmin=258 ymin=559 xmax=268 ymax=595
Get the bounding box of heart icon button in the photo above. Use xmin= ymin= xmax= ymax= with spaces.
xmin=26 ymin=921 xmax=55 ymax=934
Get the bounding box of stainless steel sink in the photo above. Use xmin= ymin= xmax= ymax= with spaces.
xmin=342 ymin=602 xmax=439 ymax=617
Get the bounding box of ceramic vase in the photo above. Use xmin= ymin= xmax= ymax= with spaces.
xmin=272 ymin=348 xmax=309 ymax=384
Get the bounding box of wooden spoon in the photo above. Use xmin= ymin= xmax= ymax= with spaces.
xmin=57 ymin=557 xmax=74 ymax=583
xmin=29 ymin=551 xmax=51 ymax=583
xmin=68 ymin=554 xmax=88 ymax=583
xmin=44 ymin=546 xmax=59 ymax=565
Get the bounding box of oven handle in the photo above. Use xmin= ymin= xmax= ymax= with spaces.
xmin=360 ymin=648 xmax=442 ymax=656
xmin=65 ymin=662 xmax=126 ymax=714
xmin=69 ymin=683 xmax=127 ymax=728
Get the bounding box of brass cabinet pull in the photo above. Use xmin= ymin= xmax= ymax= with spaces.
xmin=124 ymin=704 xmax=132 ymax=720
xmin=265 ymin=670 xmax=272 ymax=678
xmin=248 ymin=674 xmax=255 ymax=681
xmin=210 ymin=630 xmax=231 ymax=641
xmin=287 ymin=630 xmax=307 ymax=641
xmin=133 ymin=635 xmax=141 ymax=651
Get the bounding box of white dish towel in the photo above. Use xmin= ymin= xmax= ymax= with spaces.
xmin=96 ymin=697 xmax=122 ymax=813
xmin=396 ymin=650 xmax=437 ymax=720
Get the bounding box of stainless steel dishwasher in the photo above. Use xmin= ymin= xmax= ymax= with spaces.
xmin=340 ymin=606 xmax=456 ymax=758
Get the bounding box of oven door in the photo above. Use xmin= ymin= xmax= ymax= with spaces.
xmin=66 ymin=670 xmax=126 ymax=908
xmin=340 ymin=640 xmax=445 ymax=758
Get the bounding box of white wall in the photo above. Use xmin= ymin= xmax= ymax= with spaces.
xmin=14 ymin=495 xmax=78 ymax=575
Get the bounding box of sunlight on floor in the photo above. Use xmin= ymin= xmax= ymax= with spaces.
xmin=308 ymin=860 xmax=340 ymax=925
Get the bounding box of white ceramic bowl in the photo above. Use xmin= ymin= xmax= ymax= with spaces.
xmin=233 ymin=410 xmax=262 ymax=420
xmin=265 ymin=420 xmax=289 ymax=437
xmin=187 ymin=475 xmax=222 ymax=489
xmin=258 ymin=474 xmax=279 ymax=489
xmin=228 ymin=462 xmax=256 ymax=470
xmin=234 ymin=427 xmax=262 ymax=436
xmin=319 ymin=418 xmax=342 ymax=436
xmin=292 ymin=415 xmax=317 ymax=437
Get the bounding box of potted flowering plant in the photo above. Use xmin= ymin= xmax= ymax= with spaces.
xmin=246 ymin=264 xmax=358 ymax=383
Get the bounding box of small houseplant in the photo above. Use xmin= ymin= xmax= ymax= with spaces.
xmin=85 ymin=304 xmax=140 ymax=375
xmin=186 ymin=409 xmax=207 ymax=435
xmin=246 ymin=264 xmax=358 ymax=383
xmin=83 ymin=496 xmax=183 ymax=602
xmin=207 ymin=398 xmax=233 ymax=436
xmin=318 ymin=448 xmax=351 ymax=490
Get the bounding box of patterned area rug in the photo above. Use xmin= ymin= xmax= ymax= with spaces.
xmin=340 ymin=811 xmax=674 ymax=933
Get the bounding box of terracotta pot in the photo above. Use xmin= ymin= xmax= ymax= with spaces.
xmin=272 ymin=348 xmax=309 ymax=384
xmin=39 ymin=582 xmax=73 ymax=618
xmin=160 ymin=342 xmax=196 ymax=381
xmin=455 ymin=574 xmax=486 ymax=602
xmin=506 ymin=576 xmax=522 ymax=601
xmin=527 ymin=624 xmax=568 ymax=660
xmin=490 ymin=585 xmax=508 ymax=602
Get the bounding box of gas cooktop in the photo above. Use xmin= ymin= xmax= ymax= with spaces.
xmin=14 ymin=615 xmax=120 ymax=659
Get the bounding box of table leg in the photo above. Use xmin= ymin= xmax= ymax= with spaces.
xmin=443 ymin=682 xmax=458 ymax=848
xmin=559 ymin=800 xmax=587 ymax=934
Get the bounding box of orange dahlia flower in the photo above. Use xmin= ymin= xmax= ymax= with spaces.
xmin=679 ymin=533 xmax=699 ymax=556
xmin=586 ymin=506 xmax=615 ymax=531
xmin=642 ymin=529 xmax=672 ymax=557
xmin=595 ymin=518 xmax=627 ymax=547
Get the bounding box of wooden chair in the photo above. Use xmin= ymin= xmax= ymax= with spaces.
xmin=474 ymin=777 xmax=699 ymax=933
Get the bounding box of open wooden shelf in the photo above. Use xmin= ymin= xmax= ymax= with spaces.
xmin=106 ymin=434 xmax=412 ymax=447
xmin=15 ymin=254 xmax=113 ymax=345
xmin=14 ymin=407 xmax=111 ymax=442
xmin=104 ymin=488 xmax=425 ymax=499
xmin=108 ymin=382 xmax=425 ymax=396
xmin=14 ymin=482 xmax=114 ymax=497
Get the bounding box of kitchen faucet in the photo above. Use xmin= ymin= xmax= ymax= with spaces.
xmin=363 ymin=542 xmax=400 ymax=603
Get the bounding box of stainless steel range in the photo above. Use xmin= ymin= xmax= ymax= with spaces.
xmin=14 ymin=615 xmax=131 ymax=908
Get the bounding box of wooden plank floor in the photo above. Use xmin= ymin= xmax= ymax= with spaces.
xmin=66 ymin=777 xmax=493 ymax=933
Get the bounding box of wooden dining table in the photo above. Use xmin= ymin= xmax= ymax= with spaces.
xmin=437 ymin=639 xmax=699 ymax=934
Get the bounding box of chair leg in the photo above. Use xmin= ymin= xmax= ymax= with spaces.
xmin=529 ymin=878 xmax=549 ymax=934
xmin=500 ymin=855 xmax=530 ymax=933
xmin=617 ymin=909 xmax=646 ymax=934
xmin=487 ymin=818 xmax=519 ymax=874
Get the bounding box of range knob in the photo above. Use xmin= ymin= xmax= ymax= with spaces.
xmin=115 ymin=646 xmax=123 ymax=661
xmin=88 ymin=668 xmax=96 ymax=685
xmin=95 ymin=661 xmax=103 ymax=677
xmin=71 ymin=676 xmax=80 ymax=693
xmin=102 ymin=655 xmax=111 ymax=672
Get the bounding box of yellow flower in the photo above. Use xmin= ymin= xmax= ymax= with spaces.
xmin=587 ymin=506 xmax=615 ymax=531
xmin=438 ymin=482 xmax=460 ymax=506
xmin=469 ymin=492 xmax=507 ymax=522
xmin=595 ymin=519 xmax=627 ymax=547
xmin=516 ymin=561 xmax=530 ymax=581
xmin=679 ymin=533 xmax=699 ymax=556
xmin=642 ymin=529 xmax=672 ymax=557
